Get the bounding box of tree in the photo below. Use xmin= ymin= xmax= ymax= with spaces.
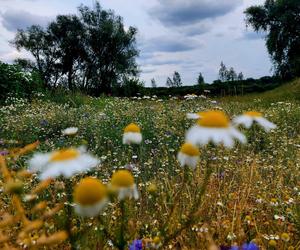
xmin=13 ymin=25 xmax=61 ymax=87
xmin=48 ymin=15 xmax=85 ymax=90
xmin=218 ymin=62 xmax=228 ymax=82
xmin=78 ymin=2 xmax=139 ymax=95
xmin=237 ymin=72 xmax=244 ymax=81
xmin=197 ymin=72 xmax=204 ymax=85
xmin=166 ymin=77 xmax=173 ymax=87
xmin=227 ymin=67 xmax=237 ymax=81
xmin=245 ymin=0 xmax=300 ymax=79
xmin=172 ymin=71 xmax=182 ymax=87
xmin=151 ymin=78 xmax=157 ymax=88
xmin=12 ymin=1 xmax=139 ymax=95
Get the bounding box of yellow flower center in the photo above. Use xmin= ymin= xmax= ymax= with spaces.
xmin=244 ymin=111 xmax=263 ymax=117
xmin=180 ymin=143 xmax=200 ymax=156
xmin=124 ymin=123 xmax=141 ymax=133
xmin=111 ymin=170 xmax=134 ymax=188
xmin=50 ymin=149 xmax=79 ymax=162
xmin=197 ymin=110 xmax=230 ymax=128
xmin=73 ymin=177 xmax=107 ymax=206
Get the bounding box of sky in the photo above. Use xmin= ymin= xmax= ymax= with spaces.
xmin=0 ymin=0 xmax=271 ymax=86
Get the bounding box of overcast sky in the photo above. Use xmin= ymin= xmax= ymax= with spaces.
xmin=0 ymin=0 xmax=271 ymax=86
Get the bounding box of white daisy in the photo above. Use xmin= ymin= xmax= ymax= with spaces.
xmin=177 ymin=143 xmax=200 ymax=170
xmin=185 ymin=110 xmax=246 ymax=148
xmin=122 ymin=123 xmax=142 ymax=145
xmin=233 ymin=111 xmax=277 ymax=132
xmin=28 ymin=147 xmax=100 ymax=180
xmin=110 ymin=170 xmax=139 ymax=200
xmin=73 ymin=177 xmax=108 ymax=217
xmin=61 ymin=127 xmax=78 ymax=136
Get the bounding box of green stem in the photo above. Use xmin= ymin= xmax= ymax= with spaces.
xmin=117 ymin=200 xmax=126 ymax=250
xmin=65 ymin=179 xmax=76 ymax=250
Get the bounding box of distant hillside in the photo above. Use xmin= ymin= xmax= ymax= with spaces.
xmin=221 ymin=78 xmax=300 ymax=102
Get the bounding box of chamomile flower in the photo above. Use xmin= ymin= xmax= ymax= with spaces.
xmin=110 ymin=170 xmax=139 ymax=200
xmin=73 ymin=177 xmax=108 ymax=217
xmin=122 ymin=123 xmax=142 ymax=145
xmin=185 ymin=110 xmax=246 ymax=148
xmin=61 ymin=127 xmax=78 ymax=136
xmin=28 ymin=147 xmax=99 ymax=180
xmin=177 ymin=143 xmax=200 ymax=169
xmin=233 ymin=111 xmax=276 ymax=132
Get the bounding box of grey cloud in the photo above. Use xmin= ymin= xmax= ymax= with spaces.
xmin=150 ymin=0 xmax=243 ymax=27
xmin=141 ymin=36 xmax=200 ymax=53
xmin=242 ymin=31 xmax=266 ymax=40
xmin=177 ymin=23 xmax=211 ymax=36
xmin=1 ymin=9 xmax=52 ymax=31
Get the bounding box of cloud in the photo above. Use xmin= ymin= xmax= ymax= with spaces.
xmin=150 ymin=0 xmax=243 ymax=27
xmin=1 ymin=9 xmax=52 ymax=31
xmin=242 ymin=30 xmax=266 ymax=40
xmin=140 ymin=36 xmax=200 ymax=53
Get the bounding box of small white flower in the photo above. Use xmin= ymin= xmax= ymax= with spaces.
xmin=73 ymin=177 xmax=108 ymax=217
xmin=177 ymin=143 xmax=200 ymax=170
xmin=122 ymin=123 xmax=142 ymax=145
xmin=61 ymin=127 xmax=78 ymax=136
xmin=110 ymin=170 xmax=139 ymax=200
xmin=28 ymin=147 xmax=100 ymax=180
xmin=233 ymin=111 xmax=276 ymax=132
xmin=185 ymin=110 xmax=246 ymax=148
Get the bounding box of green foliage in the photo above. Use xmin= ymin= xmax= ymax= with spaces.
xmin=0 ymin=61 xmax=43 ymax=101
xmin=245 ymin=0 xmax=300 ymax=79
xmin=172 ymin=71 xmax=182 ymax=87
xmin=12 ymin=1 xmax=139 ymax=95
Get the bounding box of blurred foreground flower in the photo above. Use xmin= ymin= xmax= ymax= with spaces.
xmin=123 ymin=123 xmax=142 ymax=145
xmin=28 ymin=147 xmax=99 ymax=180
xmin=177 ymin=143 xmax=200 ymax=170
xmin=230 ymin=242 xmax=259 ymax=250
xmin=110 ymin=170 xmax=139 ymax=200
xmin=73 ymin=177 xmax=108 ymax=217
xmin=62 ymin=127 xmax=78 ymax=136
xmin=233 ymin=111 xmax=276 ymax=132
xmin=129 ymin=239 xmax=143 ymax=250
xmin=186 ymin=110 xmax=246 ymax=148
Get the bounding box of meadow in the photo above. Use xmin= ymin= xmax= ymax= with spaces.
xmin=0 ymin=80 xmax=299 ymax=250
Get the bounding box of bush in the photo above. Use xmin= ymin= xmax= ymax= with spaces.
xmin=0 ymin=61 xmax=43 ymax=101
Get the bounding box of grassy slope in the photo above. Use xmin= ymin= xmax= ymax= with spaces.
xmin=221 ymin=78 xmax=300 ymax=103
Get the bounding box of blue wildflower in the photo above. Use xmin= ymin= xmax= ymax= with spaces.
xmin=242 ymin=242 xmax=259 ymax=250
xmin=129 ymin=239 xmax=143 ymax=250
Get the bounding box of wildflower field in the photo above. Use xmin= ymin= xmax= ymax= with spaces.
xmin=0 ymin=80 xmax=300 ymax=250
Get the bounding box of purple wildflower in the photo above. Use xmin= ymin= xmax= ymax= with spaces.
xmin=242 ymin=242 xmax=259 ymax=250
xmin=129 ymin=239 xmax=143 ymax=250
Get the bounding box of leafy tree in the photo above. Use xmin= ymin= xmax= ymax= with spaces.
xmin=78 ymin=2 xmax=139 ymax=95
xmin=172 ymin=71 xmax=182 ymax=87
xmin=245 ymin=0 xmax=300 ymax=78
xmin=12 ymin=1 xmax=139 ymax=95
xmin=13 ymin=25 xmax=61 ymax=87
xmin=48 ymin=15 xmax=85 ymax=90
xmin=151 ymin=78 xmax=157 ymax=88
xmin=227 ymin=67 xmax=237 ymax=81
xmin=166 ymin=77 xmax=173 ymax=87
xmin=197 ymin=72 xmax=204 ymax=85
xmin=237 ymin=72 xmax=244 ymax=81
xmin=219 ymin=62 xmax=228 ymax=82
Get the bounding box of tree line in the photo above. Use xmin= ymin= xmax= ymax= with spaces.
xmin=12 ymin=2 xmax=140 ymax=95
